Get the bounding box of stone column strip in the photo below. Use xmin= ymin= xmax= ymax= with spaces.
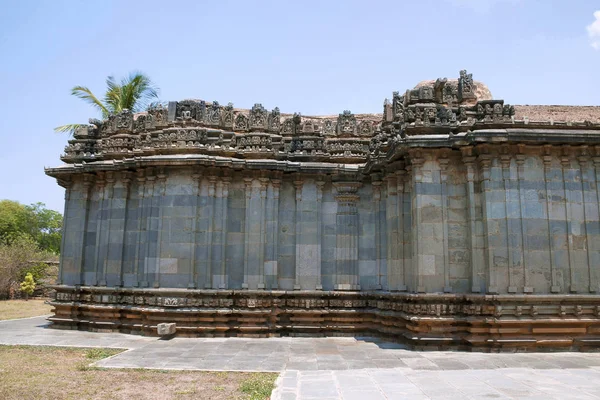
xmin=396 ymin=169 xmax=407 ymax=291
xmin=578 ymin=148 xmax=594 ymax=293
xmin=403 ymin=164 xmax=412 ymax=292
xmin=56 ymin=177 xmax=72 ymax=285
xmin=77 ymin=174 xmax=94 ymax=286
xmin=134 ymin=169 xmax=146 ymax=287
xmin=153 ymin=168 xmax=167 ymax=288
xmin=561 ymin=147 xmax=576 ymax=293
xmin=141 ymin=169 xmax=156 ymax=287
xmin=592 ymin=147 xmax=600 ymax=293
xmin=93 ymin=172 xmax=106 ymax=286
xmin=258 ymin=177 xmax=269 ymax=290
xmin=117 ymin=171 xmax=132 ymax=287
xmin=189 ymin=167 xmax=202 ymax=289
xmin=516 ymin=148 xmax=532 ymax=293
xmin=542 ymin=146 xmax=560 ymax=293
xmin=99 ymin=171 xmax=115 ymax=286
xmin=411 ymin=153 xmax=425 ymax=293
xmin=316 ymin=178 xmax=325 ymax=290
xmin=242 ymin=176 xmax=253 ymax=289
xmin=219 ymin=175 xmax=231 ymax=289
xmin=439 ymin=155 xmax=451 ymax=293
xmin=385 ymin=173 xmax=398 ymax=290
xmin=271 ymin=178 xmax=281 ymax=290
xmin=371 ymin=176 xmax=383 ymax=290
xmin=205 ymin=174 xmax=217 ymax=289
xmin=462 ymin=147 xmax=479 ymax=293
xmin=478 ymin=149 xmax=497 ymax=293
xmin=500 ymin=151 xmax=516 ymax=293
xmin=293 ymin=178 xmax=303 ymax=290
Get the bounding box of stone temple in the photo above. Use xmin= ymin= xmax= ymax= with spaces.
xmin=47 ymin=70 xmax=600 ymax=351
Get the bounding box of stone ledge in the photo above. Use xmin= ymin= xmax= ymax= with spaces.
xmin=49 ymin=286 xmax=600 ymax=352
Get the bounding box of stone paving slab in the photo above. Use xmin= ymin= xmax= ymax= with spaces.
xmin=271 ymin=368 xmax=600 ymax=400
xmin=3 ymin=317 xmax=600 ymax=398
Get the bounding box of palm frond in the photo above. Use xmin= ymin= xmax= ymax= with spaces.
xmin=71 ymin=86 xmax=110 ymax=118
xmin=53 ymin=123 xmax=88 ymax=135
xmin=104 ymin=76 xmax=121 ymax=114
xmin=120 ymin=71 xmax=160 ymax=112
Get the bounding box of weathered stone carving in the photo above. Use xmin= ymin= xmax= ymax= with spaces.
xmin=458 ymin=69 xmax=475 ymax=101
xmin=222 ymin=102 xmax=234 ymax=129
xmin=234 ymin=113 xmax=249 ymax=131
xmin=249 ymin=103 xmax=268 ymax=131
xmin=208 ymin=101 xmax=221 ymax=125
xmin=269 ymin=107 xmax=281 ymax=132
xmin=337 ymin=110 xmax=356 ymax=136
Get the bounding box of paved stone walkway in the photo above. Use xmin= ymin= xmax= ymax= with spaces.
xmin=2 ymin=317 xmax=600 ymax=399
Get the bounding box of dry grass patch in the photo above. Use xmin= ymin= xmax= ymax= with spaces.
xmin=0 ymin=299 xmax=52 ymax=320
xmin=0 ymin=346 xmax=277 ymax=400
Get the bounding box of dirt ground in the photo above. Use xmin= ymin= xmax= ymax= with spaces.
xmin=0 ymin=299 xmax=52 ymax=320
xmin=0 ymin=346 xmax=277 ymax=400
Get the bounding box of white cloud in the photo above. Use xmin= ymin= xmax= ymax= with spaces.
xmin=587 ymin=11 xmax=600 ymax=50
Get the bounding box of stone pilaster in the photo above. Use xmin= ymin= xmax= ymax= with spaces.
xmin=76 ymin=174 xmax=94 ymax=286
xmin=542 ymin=146 xmax=560 ymax=293
xmin=560 ymin=147 xmax=576 ymax=293
xmin=242 ymin=176 xmax=253 ymax=289
xmin=500 ymin=151 xmax=516 ymax=293
xmin=395 ymin=169 xmax=407 ymax=291
xmin=189 ymin=167 xmax=202 ymax=289
xmin=134 ymin=169 xmax=146 ymax=287
xmin=578 ymin=148 xmax=594 ymax=293
xmin=293 ymin=178 xmax=303 ymax=290
xmin=270 ymin=178 xmax=281 ymax=289
xmin=461 ymin=147 xmax=480 ymax=293
xmin=56 ymin=177 xmax=72 ymax=285
xmin=152 ymin=168 xmax=167 ymax=288
xmin=92 ymin=172 xmax=106 ymax=286
xmin=516 ymin=148 xmax=533 ymax=293
xmin=592 ymin=147 xmax=600 ymax=293
xmin=334 ymin=181 xmax=361 ymax=290
xmin=115 ymin=171 xmax=132 ymax=287
xmin=316 ymin=179 xmax=325 ymax=290
xmin=98 ymin=172 xmax=115 ymax=287
xmin=385 ymin=172 xmax=399 ymax=290
xmin=439 ymin=155 xmax=451 ymax=293
xmin=403 ymin=165 xmax=413 ymax=291
xmin=140 ymin=168 xmax=156 ymax=287
xmin=478 ymin=149 xmax=497 ymax=293
xmin=410 ymin=152 xmax=426 ymax=293
xmin=218 ymin=175 xmax=231 ymax=289
xmin=204 ymin=174 xmax=217 ymax=289
xmin=258 ymin=177 xmax=269 ymax=289
xmin=371 ymin=176 xmax=383 ymax=290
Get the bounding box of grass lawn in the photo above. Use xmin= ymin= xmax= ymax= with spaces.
xmin=0 ymin=299 xmax=52 ymax=320
xmin=0 ymin=346 xmax=277 ymax=400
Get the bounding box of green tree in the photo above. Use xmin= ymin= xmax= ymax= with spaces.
xmin=0 ymin=200 xmax=31 ymax=245
xmin=20 ymin=273 xmax=36 ymax=300
xmin=54 ymin=71 xmax=160 ymax=135
xmin=24 ymin=203 xmax=63 ymax=254
xmin=0 ymin=200 xmax=62 ymax=253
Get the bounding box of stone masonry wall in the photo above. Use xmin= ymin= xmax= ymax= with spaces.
xmin=57 ymin=144 xmax=600 ymax=295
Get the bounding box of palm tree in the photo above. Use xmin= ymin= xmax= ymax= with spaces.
xmin=54 ymin=71 xmax=160 ymax=134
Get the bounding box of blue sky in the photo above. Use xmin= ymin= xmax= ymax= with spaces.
xmin=0 ymin=0 xmax=599 ymax=213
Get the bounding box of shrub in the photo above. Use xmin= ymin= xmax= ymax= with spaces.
xmin=20 ymin=273 xmax=36 ymax=300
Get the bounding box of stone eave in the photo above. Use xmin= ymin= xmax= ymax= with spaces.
xmin=44 ymin=154 xmax=365 ymax=179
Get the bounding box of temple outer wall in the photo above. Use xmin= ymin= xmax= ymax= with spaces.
xmin=58 ymin=144 xmax=600 ymax=296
